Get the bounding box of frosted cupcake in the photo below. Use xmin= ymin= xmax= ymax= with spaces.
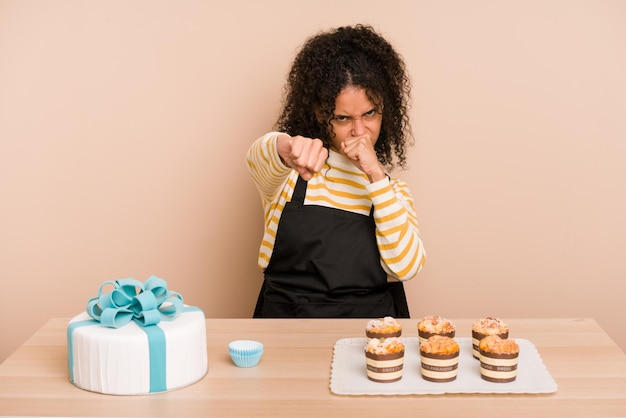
xmin=471 ymin=316 xmax=509 ymax=359
xmin=365 ymin=337 xmax=405 ymax=383
xmin=365 ymin=317 xmax=402 ymax=341
xmin=417 ymin=315 xmax=456 ymax=344
xmin=479 ymin=335 xmax=519 ymax=383
xmin=419 ymin=335 xmax=460 ymax=382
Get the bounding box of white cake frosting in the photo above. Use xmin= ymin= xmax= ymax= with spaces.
xmin=67 ymin=276 xmax=208 ymax=395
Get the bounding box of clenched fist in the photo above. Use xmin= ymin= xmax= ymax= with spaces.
xmin=340 ymin=135 xmax=386 ymax=183
xmin=276 ymin=134 xmax=328 ymax=181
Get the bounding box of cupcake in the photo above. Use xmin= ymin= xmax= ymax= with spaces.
xmin=471 ymin=316 xmax=509 ymax=359
xmin=365 ymin=317 xmax=402 ymax=341
xmin=479 ymin=335 xmax=519 ymax=383
xmin=419 ymin=335 xmax=460 ymax=382
xmin=417 ymin=315 xmax=456 ymax=344
xmin=364 ymin=337 xmax=405 ymax=383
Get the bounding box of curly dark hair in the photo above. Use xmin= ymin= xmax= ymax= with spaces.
xmin=276 ymin=24 xmax=413 ymax=169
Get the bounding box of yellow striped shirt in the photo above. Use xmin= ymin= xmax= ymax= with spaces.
xmin=246 ymin=132 xmax=425 ymax=281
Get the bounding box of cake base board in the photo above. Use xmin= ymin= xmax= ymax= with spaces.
xmin=69 ymin=369 xmax=208 ymax=396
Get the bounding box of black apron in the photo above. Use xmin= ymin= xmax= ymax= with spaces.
xmin=253 ymin=175 xmax=409 ymax=318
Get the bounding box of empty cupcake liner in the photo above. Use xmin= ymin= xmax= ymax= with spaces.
xmin=228 ymin=340 xmax=264 ymax=367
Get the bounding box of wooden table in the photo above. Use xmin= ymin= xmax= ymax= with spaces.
xmin=1 ymin=318 xmax=625 ymax=417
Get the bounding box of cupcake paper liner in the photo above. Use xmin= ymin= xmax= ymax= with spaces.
xmin=228 ymin=340 xmax=264 ymax=367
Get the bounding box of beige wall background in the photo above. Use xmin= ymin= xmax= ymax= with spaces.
xmin=1 ymin=0 xmax=625 ymax=362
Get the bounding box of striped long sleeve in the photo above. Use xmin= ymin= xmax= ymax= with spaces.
xmin=246 ymin=132 xmax=425 ymax=281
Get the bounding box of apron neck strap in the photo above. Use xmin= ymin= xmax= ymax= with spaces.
xmin=292 ymin=175 xmax=307 ymax=204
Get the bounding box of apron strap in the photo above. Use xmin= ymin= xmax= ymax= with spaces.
xmin=292 ymin=176 xmax=307 ymax=204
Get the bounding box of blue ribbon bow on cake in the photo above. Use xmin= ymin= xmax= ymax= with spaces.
xmin=86 ymin=275 xmax=184 ymax=328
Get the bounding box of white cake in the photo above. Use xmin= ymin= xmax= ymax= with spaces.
xmin=67 ymin=277 xmax=208 ymax=395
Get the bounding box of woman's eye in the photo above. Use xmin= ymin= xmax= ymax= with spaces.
xmin=335 ymin=116 xmax=349 ymax=122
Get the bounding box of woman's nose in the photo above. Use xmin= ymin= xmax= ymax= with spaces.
xmin=351 ymin=118 xmax=367 ymax=136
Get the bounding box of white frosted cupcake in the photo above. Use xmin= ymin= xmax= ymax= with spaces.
xmin=364 ymin=337 xmax=405 ymax=383
xmin=471 ymin=317 xmax=509 ymax=359
xmin=365 ymin=317 xmax=402 ymax=341
xmin=419 ymin=335 xmax=460 ymax=383
xmin=479 ymin=335 xmax=519 ymax=383
xmin=417 ymin=315 xmax=456 ymax=344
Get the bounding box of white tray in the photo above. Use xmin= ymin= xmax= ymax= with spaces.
xmin=330 ymin=337 xmax=557 ymax=395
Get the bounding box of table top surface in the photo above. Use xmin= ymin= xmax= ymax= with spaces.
xmin=1 ymin=317 xmax=625 ymax=417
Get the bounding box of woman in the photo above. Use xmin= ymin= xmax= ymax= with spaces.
xmin=246 ymin=24 xmax=425 ymax=318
